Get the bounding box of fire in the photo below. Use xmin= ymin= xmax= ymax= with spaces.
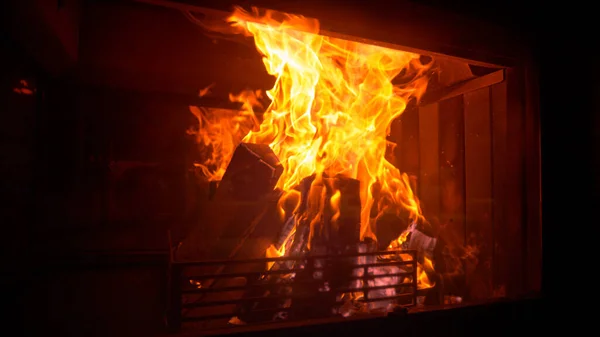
xmin=265 ymin=226 xmax=296 ymax=270
xmin=196 ymin=6 xmax=436 ymax=293
xmin=226 ymin=7 xmax=430 ymax=239
xmin=419 ymin=256 xmax=435 ymax=289
xmin=187 ymin=104 xmax=255 ymax=181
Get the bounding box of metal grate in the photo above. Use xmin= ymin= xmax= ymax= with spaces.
xmin=166 ymin=244 xmax=418 ymax=331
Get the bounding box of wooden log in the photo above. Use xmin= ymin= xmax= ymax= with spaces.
xmin=174 ymin=143 xmax=286 ymax=328
xmin=288 ymin=175 xmax=362 ymax=319
xmin=215 ymin=142 xmax=283 ymax=202
xmin=463 ymin=87 xmax=493 ymax=300
xmin=180 ymin=192 xmax=283 ymax=329
xmin=304 ymin=175 xmax=361 ymax=253
xmin=330 ymin=175 xmax=362 ymax=252
xmin=387 ymin=118 xmax=402 ymax=170
xmin=176 ymin=142 xmax=283 ymax=261
xmin=395 ymin=223 xmax=438 ymax=262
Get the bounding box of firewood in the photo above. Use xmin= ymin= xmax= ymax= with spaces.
xmin=214 ymin=143 xmax=283 ymax=201
xmin=395 ymin=222 xmax=438 ymax=262
xmin=176 ymin=143 xmax=283 ymax=261
xmin=306 ymin=175 xmax=361 ymax=253
xmin=375 ymin=212 xmax=408 ymax=250
xmin=174 ymin=143 xmax=286 ymax=327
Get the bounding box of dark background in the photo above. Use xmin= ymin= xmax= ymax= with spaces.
xmin=0 ymin=0 xmax=593 ymax=335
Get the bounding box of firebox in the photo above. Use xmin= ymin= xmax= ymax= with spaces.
xmin=3 ymin=0 xmax=542 ymax=336
xmin=154 ymin=1 xmax=540 ymax=333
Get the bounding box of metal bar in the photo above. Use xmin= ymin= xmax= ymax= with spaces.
xmin=412 ymin=260 xmax=418 ymax=306
xmin=350 ymin=271 xmax=414 ymax=280
xmin=362 ymin=265 xmax=368 ymax=300
xmin=358 ymin=293 xmax=415 ymax=303
xmin=419 ymin=70 xmax=504 ymax=106
xmin=183 ymin=297 xmax=267 ymax=308
xmin=336 ymin=283 xmax=415 ymax=294
xmin=187 ymin=269 xmax=414 ymax=281
xmin=353 ymin=261 xmax=415 ymax=269
xmin=182 ymin=281 xmax=416 ymax=295
xmin=173 ymin=249 xmax=415 ymax=266
xmin=188 ymin=268 xmax=311 ymax=280
xmin=183 ymin=278 xmax=321 ymax=293
xmin=183 ymin=284 xmax=266 ymax=294
xmin=184 ymin=287 xmax=417 ymax=309
xmin=182 ymin=307 xmax=292 ymax=322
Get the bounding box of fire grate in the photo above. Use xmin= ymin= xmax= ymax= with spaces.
xmin=166 ymin=243 xmax=418 ymax=331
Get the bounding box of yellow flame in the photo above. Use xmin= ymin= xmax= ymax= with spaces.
xmin=226 ymin=7 xmax=430 ymax=238
xmin=388 ymin=230 xmax=411 ymax=249
xmin=265 ymin=226 xmax=296 ymax=270
xmin=330 ymin=190 xmax=341 ymax=225
xmin=196 ymin=8 xmax=436 ymax=286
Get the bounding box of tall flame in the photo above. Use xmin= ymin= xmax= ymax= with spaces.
xmin=193 ymin=7 xmax=436 ymax=291
xmin=225 ymin=7 xmax=430 ymax=239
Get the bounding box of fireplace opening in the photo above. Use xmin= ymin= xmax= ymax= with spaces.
xmin=152 ymin=3 xmax=540 ymax=333
xmin=5 ymin=0 xmax=541 ymax=335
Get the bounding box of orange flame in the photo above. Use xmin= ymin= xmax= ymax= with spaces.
xmin=195 ymin=8 xmax=437 ymax=291
xmin=187 ymin=105 xmax=255 ymax=181
xmin=226 ymin=7 xmax=430 ymax=239
xmin=265 ymin=226 xmax=296 ymax=270
xmin=418 ymin=256 xmax=435 ymax=289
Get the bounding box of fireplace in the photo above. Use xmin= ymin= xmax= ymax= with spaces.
xmin=4 ymin=0 xmax=543 ymax=336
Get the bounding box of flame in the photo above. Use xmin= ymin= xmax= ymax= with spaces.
xmin=330 ymin=190 xmax=341 ymax=225
xmin=265 ymin=226 xmax=296 ymax=270
xmin=196 ymin=7 xmax=437 ymax=293
xmin=389 ymin=230 xmax=411 ymax=249
xmin=418 ymin=256 xmax=435 ymax=289
xmin=225 ymin=7 xmax=430 ymax=239
xmin=187 ymin=105 xmax=255 ymax=181
xmin=388 ymin=232 xmax=435 ymax=290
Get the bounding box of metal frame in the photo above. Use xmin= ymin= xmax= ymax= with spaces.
xmin=166 ymin=238 xmax=419 ymax=331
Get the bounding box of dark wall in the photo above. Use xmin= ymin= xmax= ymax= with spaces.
xmin=0 ymin=25 xmax=40 ymax=285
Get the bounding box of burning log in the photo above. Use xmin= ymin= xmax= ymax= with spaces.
xmin=174 ymin=143 xmax=285 ymax=328
xmin=388 ymin=221 xmax=448 ymax=305
xmin=307 ymin=175 xmax=361 ymax=253
xmin=214 ymin=142 xmax=283 ymax=201
xmin=287 ymin=174 xmax=362 ymax=319
xmin=177 ymin=142 xmax=284 ymax=261
xmin=375 ymin=213 xmax=408 ymax=251
xmin=402 ymin=223 xmax=438 ymax=261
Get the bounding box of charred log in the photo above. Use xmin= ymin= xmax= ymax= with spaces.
xmin=215 ymin=142 xmax=283 ymax=201
xmin=175 ymin=143 xmax=284 ymax=327
xmin=375 ymin=212 xmax=408 ymax=250
xmin=289 ymin=175 xmax=362 ymax=318
xmin=177 ymin=142 xmax=283 ymax=261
